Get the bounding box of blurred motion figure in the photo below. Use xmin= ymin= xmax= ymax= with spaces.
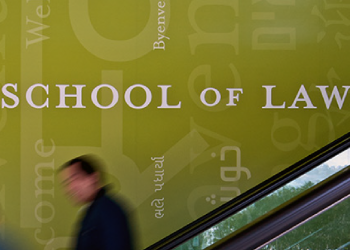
xmin=59 ymin=155 xmax=134 ymax=250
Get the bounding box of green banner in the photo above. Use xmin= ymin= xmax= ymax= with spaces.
xmin=1 ymin=0 xmax=350 ymax=249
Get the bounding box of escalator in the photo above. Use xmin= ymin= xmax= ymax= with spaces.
xmin=208 ymin=165 xmax=350 ymax=250
xmin=145 ymin=132 xmax=350 ymax=250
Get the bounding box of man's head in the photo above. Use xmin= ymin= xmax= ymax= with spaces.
xmin=59 ymin=155 xmax=103 ymax=205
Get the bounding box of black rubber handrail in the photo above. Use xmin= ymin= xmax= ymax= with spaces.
xmin=145 ymin=132 xmax=350 ymax=250
xmin=208 ymin=165 xmax=350 ymax=250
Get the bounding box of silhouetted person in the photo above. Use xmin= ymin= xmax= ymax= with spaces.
xmin=59 ymin=155 xmax=133 ymax=250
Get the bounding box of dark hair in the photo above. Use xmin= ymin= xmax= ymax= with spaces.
xmin=60 ymin=154 xmax=105 ymax=181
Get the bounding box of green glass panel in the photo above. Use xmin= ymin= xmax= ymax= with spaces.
xmin=262 ymin=197 xmax=350 ymax=250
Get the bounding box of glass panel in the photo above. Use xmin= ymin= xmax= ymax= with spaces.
xmin=261 ymin=196 xmax=350 ymax=250
xmin=175 ymin=148 xmax=350 ymax=250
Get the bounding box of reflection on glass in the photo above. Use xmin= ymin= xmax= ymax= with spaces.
xmin=174 ymin=149 xmax=350 ymax=250
xmin=262 ymin=196 xmax=350 ymax=250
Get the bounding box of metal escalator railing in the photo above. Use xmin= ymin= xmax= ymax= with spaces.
xmin=145 ymin=132 xmax=350 ymax=250
xmin=207 ymin=165 xmax=350 ymax=250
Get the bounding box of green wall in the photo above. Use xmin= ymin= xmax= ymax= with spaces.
xmin=0 ymin=0 xmax=349 ymax=249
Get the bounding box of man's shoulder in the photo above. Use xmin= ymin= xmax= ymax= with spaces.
xmin=80 ymin=189 xmax=134 ymax=250
xmin=96 ymin=193 xmax=122 ymax=209
xmin=93 ymin=192 xmax=128 ymax=218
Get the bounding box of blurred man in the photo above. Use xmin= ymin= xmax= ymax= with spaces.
xmin=59 ymin=155 xmax=133 ymax=250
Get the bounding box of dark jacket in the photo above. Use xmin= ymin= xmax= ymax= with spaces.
xmin=75 ymin=188 xmax=133 ymax=250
